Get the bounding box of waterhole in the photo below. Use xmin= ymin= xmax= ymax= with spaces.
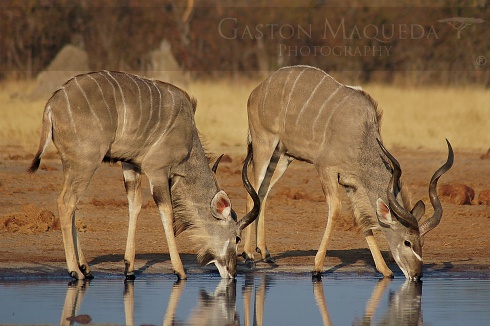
xmin=1 ymin=273 xmax=489 ymax=325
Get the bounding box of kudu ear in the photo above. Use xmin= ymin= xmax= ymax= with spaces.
xmin=211 ymin=191 xmax=232 ymax=220
xmin=411 ymin=200 xmax=426 ymax=222
xmin=376 ymin=198 xmax=395 ymax=228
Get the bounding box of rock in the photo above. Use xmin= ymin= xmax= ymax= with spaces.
xmin=480 ymin=148 xmax=490 ymax=160
xmin=477 ymin=190 xmax=490 ymax=205
xmin=439 ymin=184 xmax=475 ymax=205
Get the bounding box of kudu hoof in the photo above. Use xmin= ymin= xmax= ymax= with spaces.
xmin=84 ymin=272 xmax=94 ymax=280
xmin=80 ymin=265 xmax=94 ymax=279
xmin=241 ymin=252 xmax=256 ymax=268
xmin=174 ymin=270 xmax=187 ymax=281
xmin=69 ymin=271 xmax=80 ymax=280
xmin=264 ymin=255 xmax=275 ymax=264
xmin=125 ymin=273 xmax=136 ymax=281
xmin=379 ymin=269 xmax=394 ymax=279
xmin=312 ymin=271 xmax=323 ymax=281
xmin=256 ymin=247 xmax=275 ymax=263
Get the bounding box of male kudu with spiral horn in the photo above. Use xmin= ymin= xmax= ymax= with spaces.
xmin=28 ymin=71 xmax=260 ymax=280
xmin=243 ymin=65 xmax=453 ymax=280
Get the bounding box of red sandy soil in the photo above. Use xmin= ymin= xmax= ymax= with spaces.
xmin=1 ymin=146 xmax=489 ymax=279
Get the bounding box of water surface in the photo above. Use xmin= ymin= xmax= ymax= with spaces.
xmin=1 ymin=273 xmax=489 ymax=325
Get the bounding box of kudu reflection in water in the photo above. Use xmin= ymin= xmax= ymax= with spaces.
xmin=59 ymin=277 xmax=271 ymax=326
xmin=60 ymin=276 xmax=423 ymax=325
xmin=60 ymin=279 xmax=239 ymax=326
xmin=127 ymin=279 xmax=239 ymax=326
xmin=353 ymin=280 xmax=423 ymax=326
xmin=313 ymin=279 xmax=423 ymax=326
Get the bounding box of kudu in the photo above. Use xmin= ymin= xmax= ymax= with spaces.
xmin=243 ymin=65 xmax=453 ymax=280
xmin=28 ymin=71 xmax=260 ymax=280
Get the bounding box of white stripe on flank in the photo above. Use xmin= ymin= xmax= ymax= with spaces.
xmin=277 ymin=69 xmax=295 ymax=128
xmin=154 ymin=81 xmax=162 ymax=122
xmin=106 ymin=71 xmax=128 ymax=135
xmin=311 ymin=84 xmax=341 ymax=139
xmin=87 ymin=74 xmax=114 ymax=123
xmin=141 ymin=78 xmax=154 ymax=133
xmin=260 ymin=76 xmax=273 ymax=115
xmin=283 ymin=67 xmax=308 ymax=132
xmin=74 ymin=77 xmax=104 ymax=131
xmin=147 ymin=88 xmax=178 ymax=155
xmin=125 ymin=73 xmax=144 ymax=136
xmin=61 ymin=87 xmax=78 ymax=139
xmin=295 ymin=74 xmax=327 ymax=128
xmin=144 ymin=81 xmax=162 ymax=147
xmin=280 ymin=69 xmax=295 ymax=108
xmin=162 ymin=88 xmax=176 ymax=135
xmin=317 ymin=92 xmax=351 ymax=152
xmin=99 ymin=72 xmax=120 ymax=137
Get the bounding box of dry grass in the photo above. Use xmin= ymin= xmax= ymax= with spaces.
xmin=365 ymin=84 xmax=490 ymax=152
xmin=0 ymin=77 xmax=488 ymax=157
xmin=0 ymin=79 xmax=46 ymax=152
xmin=188 ymin=78 xmax=255 ymax=152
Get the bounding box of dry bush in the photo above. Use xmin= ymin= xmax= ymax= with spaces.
xmin=0 ymin=204 xmax=88 ymax=234
xmin=0 ymin=204 xmax=59 ymax=234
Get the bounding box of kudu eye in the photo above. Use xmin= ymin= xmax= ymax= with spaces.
xmin=236 ymin=236 xmax=241 ymax=244
xmin=404 ymin=240 xmax=412 ymax=248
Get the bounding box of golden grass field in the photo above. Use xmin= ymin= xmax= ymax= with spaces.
xmin=0 ymin=77 xmax=488 ymax=156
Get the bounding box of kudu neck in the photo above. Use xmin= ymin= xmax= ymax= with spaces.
xmin=357 ymin=134 xmax=410 ymax=210
xmin=171 ymin=133 xmax=220 ymax=214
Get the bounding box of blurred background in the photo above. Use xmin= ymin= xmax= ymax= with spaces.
xmin=0 ymin=0 xmax=489 ymax=153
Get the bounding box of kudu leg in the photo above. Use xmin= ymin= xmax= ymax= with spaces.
xmin=364 ymin=230 xmax=393 ymax=278
xmin=146 ymin=172 xmax=186 ymax=280
xmin=313 ymin=168 xmax=342 ymax=279
xmin=243 ymin=141 xmax=277 ymax=265
xmin=243 ymin=142 xmax=289 ymax=265
xmin=58 ymin=164 xmax=98 ymax=280
xmin=255 ymin=155 xmax=291 ymax=261
xmin=122 ymin=163 xmax=143 ymax=280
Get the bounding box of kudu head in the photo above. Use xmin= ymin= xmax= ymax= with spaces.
xmin=197 ymin=147 xmax=260 ymax=278
xmin=376 ymin=139 xmax=454 ymax=280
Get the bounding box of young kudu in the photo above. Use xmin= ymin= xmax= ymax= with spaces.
xmin=243 ymin=65 xmax=453 ymax=280
xmin=28 ymin=71 xmax=260 ymax=280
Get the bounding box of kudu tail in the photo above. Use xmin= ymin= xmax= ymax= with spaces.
xmin=27 ymin=105 xmax=53 ymax=174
